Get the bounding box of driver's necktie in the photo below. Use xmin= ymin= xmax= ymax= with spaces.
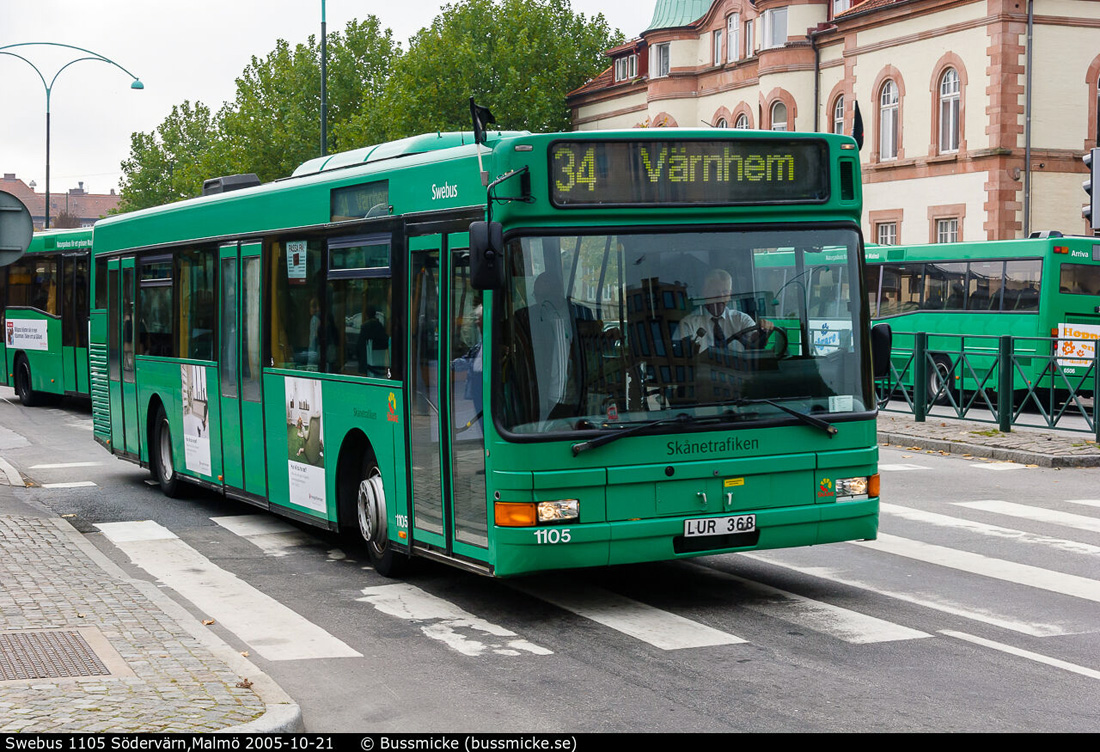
xmin=712 ymin=317 xmax=726 ymax=349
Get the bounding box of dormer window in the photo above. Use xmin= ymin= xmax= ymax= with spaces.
xmin=614 ymin=54 xmax=638 ymax=82
xmin=763 ymin=7 xmax=788 ymax=50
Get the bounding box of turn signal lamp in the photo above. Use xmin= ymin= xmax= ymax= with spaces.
xmin=495 ymin=500 xmax=580 ymax=526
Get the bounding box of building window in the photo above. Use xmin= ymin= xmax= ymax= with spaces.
xmin=832 ymin=0 xmax=852 ymax=17
xmin=876 ymin=222 xmax=897 ymax=246
xmin=763 ymin=8 xmax=788 ymax=50
xmin=939 ymin=68 xmax=960 ymax=153
xmin=771 ymin=101 xmax=788 ymax=131
xmin=879 ymin=80 xmax=899 ymax=160
xmin=650 ymin=43 xmax=670 ymax=78
xmin=727 ymin=14 xmax=740 ymax=61
xmin=734 ymin=113 xmax=750 ymax=129
xmin=715 ymin=118 xmax=728 ymax=128
xmin=745 ymin=19 xmax=755 ymax=57
xmin=936 ymin=218 xmax=959 ymax=244
xmin=832 ymin=96 xmax=845 ymax=135
xmin=713 ymin=30 xmax=723 ymax=66
xmin=614 ymin=54 xmax=637 ymax=82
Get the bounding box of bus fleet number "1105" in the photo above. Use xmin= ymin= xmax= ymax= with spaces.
xmin=534 ymin=528 xmax=572 ymax=544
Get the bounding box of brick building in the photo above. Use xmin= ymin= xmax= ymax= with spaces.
xmin=0 ymin=173 xmax=121 ymax=230
xmin=567 ymin=0 xmax=1100 ymax=243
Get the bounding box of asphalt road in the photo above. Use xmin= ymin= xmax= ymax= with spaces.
xmin=1 ymin=388 xmax=1098 ymax=732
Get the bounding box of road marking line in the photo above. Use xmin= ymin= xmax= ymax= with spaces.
xmin=878 ymin=464 xmax=931 ymax=471
xmin=882 ymin=503 xmax=1100 ymax=556
xmin=941 ymin=630 xmax=1100 ymax=681
xmin=955 ymin=500 xmax=1100 ymax=534
xmin=41 ymin=481 xmax=97 ymax=489
xmin=854 ymin=533 xmax=1100 ymax=604
xmin=212 ymin=515 xmax=315 ymax=558
xmin=30 ymin=462 xmax=102 ymax=469
xmin=684 ymin=561 xmax=929 ymax=643
xmin=742 ymin=553 xmax=1074 ymax=637
xmin=513 ymin=580 xmax=745 ymax=650
xmin=1065 ymin=499 xmax=1100 ymax=509
xmin=0 ymin=456 xmax=24 ymax=486
xmin=358 ymin=583 xmax=552 ymax=657
xmin=96 ymin=520 xmax=361 ymax=661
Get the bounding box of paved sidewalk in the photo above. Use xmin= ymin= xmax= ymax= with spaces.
xmin=877 ymin=412 xmax=1100 ymax=467
xmin=0 ymin=483 xmax=301 ymax=733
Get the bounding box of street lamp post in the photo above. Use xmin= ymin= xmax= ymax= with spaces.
xmin=0 ymin=42 xmax=143 ymax=229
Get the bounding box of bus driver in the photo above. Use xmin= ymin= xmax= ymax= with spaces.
xmin=677 ymin=269 xmax=774 ymax=353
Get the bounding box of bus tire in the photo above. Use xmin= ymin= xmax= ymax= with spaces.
xmin=14 ymin=357 xmax=42 ymax=407
xmin=151 ymin=406 xmax=183 ymax=498
xmin=356 ymin=456 xmax=405 ymax=577
xmin=928 ymin=354 xmax=954 ymax=406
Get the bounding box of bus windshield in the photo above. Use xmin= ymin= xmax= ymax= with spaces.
xmin=498 ymin=227 xmax=869 ymax=435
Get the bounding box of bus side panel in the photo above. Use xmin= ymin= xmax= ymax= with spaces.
xmin=263 ymin=371 xmax=332 ymax=525
xmin=135 ymin=360 xmax=187 ymax=469
xmin=13 ymin=314 xmax=64 ymax=396
xmin=320 ymin=379 xmax=408 ymax=540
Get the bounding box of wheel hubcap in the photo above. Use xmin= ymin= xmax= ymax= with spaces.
xmin=357 ymin=472 xmax=387 ymax=546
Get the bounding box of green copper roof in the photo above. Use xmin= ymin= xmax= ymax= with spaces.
xmin=644 ymin=0 xmax=713 ymax=32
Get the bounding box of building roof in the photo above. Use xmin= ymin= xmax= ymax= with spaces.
xmin=836 ymin=0 xmax=906 ymax=20
xmin=644 ymin=0 xmax=713 ymax=33
xmin=1 ymin=173 xmax=120 ymax=227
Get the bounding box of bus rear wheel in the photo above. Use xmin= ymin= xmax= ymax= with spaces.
xmin=928 ymin=354 xmax=955 ymax=406
xmin=356 ymin=459 xmax=405 ymax=577
xmin=151 ymin=406 xmax=183 ymax=498
xmin=14 ymin=358 xmax=42 ymax=407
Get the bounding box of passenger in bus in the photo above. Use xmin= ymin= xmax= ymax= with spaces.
xmin=356 ymin=305 xmax=389 ymax=376
xmin=307 ymin=297 xmax=339 ymax=369
xmin=676 ymin=269 xmax=773 ymax=353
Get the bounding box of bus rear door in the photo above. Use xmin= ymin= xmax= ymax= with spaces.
xmin=218 ymin=241 xmax=267 ymax=498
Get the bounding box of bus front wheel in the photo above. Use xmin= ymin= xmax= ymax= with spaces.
xmin=151 ymin=406 xmax=183 ymax=498
xmin=356 ymin=460 xmax=405 ymax=577
xmin=14 ymin=358 xmax=42 ymax=407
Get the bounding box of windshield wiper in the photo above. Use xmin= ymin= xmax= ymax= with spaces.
xmin=571 ymin=413 xmax=695 ymax=456
xmin=729 ymin=397 xmax=838 ymax=437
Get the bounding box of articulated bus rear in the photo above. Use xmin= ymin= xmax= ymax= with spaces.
xmin=865 ymin=236 xmax=1100 ymax=398
xmin=89 ymin=129 xmax=880 ymax=579
xmin=0 ymin=228 xmax=92 ymax=405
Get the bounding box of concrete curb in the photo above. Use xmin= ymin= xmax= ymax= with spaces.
xmin=50 ymin=517 xmax=304 ymax=733
xmin=878 ymin=431 xmax=1100 ymax=468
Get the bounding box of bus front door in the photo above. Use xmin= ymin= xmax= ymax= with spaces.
xmin=407 ymin=233 xmax=488 ymax=567
xmin=218 ymin=242 xmax=267 ymax=498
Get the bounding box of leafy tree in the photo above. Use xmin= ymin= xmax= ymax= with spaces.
xmin=116 ymin=101 xmax=221 ymax=212
xmin=379 ymin=0 xmax=621 ymax=139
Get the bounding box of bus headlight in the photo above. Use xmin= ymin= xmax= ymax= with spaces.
xmin=537 ymin=499 xmax=579 ymax=523
xmin=836 ymin=475 xmax=878 ymax=500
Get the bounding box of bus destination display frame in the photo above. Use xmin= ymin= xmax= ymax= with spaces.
xmin=549 ymin=138 xmax=831 ymax=209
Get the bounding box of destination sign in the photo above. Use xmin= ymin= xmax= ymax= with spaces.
xmin=550 ymin=139 xmax=830 ymax=207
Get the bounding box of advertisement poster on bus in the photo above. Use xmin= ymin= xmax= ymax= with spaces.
xmin=1057 ymin=322 xmax=1100 ymax=369
xmin=285 ymin=376 xmax=326 ymax=513
xmin=5 ymin=319 xmax=48 ymax=351
xmin=181 ymin=364 xmax=211 ymax=476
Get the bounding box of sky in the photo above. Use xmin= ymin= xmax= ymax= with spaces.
xmin=0 ymin=0 xmax=649 ymax=196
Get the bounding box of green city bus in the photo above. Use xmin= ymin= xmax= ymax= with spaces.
xmin=90 ymin=129 xmax=883 ymax=577
xmin=0 ymin=227 xmax=92 ymax=405
xmin=865 ymin=235 xmax=1100 ymax=402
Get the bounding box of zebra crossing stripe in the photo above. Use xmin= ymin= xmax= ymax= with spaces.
xmin=855 ymin=534 xmax=1100 ymax=604
xmin=942 ymin=630 xmax=1100 ymax=681
xmin=955 ymin=500 xmax=1100 ymax=534
xmin=96 ymin=520 xmax=361 ymax=661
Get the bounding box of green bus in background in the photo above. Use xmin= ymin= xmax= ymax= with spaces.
xmin=90 ymin=128 xmax=885 ymax=577
xmin=865 ymin=235 xmax=1100 ymax=401
xmin=0 ymin=227 xmax=92 ymax=406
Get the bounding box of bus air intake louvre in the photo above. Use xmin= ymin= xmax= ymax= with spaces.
xmin=0 ymin=630 xmax=111 ymax=681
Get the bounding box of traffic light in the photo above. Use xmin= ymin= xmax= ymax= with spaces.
xmin=1083 ymin=147 xmax=1100 ymax=231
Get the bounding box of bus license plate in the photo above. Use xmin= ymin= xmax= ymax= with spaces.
xmin=684 ymin=514 xmax=756 ymax=538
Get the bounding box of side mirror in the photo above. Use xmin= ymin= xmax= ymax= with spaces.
xmin=469 ymin=221 xmax=504 ymax=291
xmin=871 ymin=323 xmax=892 ymax=380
